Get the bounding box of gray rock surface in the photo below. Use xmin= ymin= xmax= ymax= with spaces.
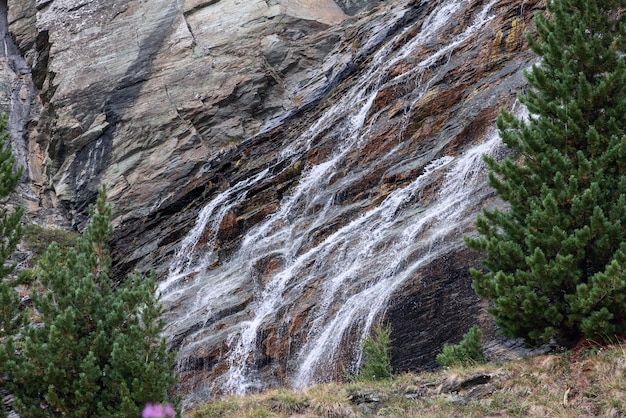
xmin=7 ymin=0 xmax=376 ymax=226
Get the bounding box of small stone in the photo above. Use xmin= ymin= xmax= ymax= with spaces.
xmin=605 ymin=407 xmax=621 ymax=418
xmin=446 ymin=394 xmax=467 ymax=405
xmin=349 ymin=391 xmax=385 ymax=404
xmin=2 ymin=393 xmax=14 ymax=407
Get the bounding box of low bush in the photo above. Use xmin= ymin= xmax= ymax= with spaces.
xmin=356 ymin=325 xmax=393 ymax=381
xmin=437 ymin=325 xmax=486 ymax=367
xmin=22 ymin=223 xmax=79 ymax=256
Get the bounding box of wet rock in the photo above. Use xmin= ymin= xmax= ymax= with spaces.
xmin=386 ymin=247 xmax=485 ymax=372
xmin=1 ymin=0 xmax=549 ymax=408
xmin=111 ymin=0 xmax=543 ymax=404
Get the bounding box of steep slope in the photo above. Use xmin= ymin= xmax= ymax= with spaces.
xmin=5 ymin=0 xmax=544 ymax=410
xmin=8 ymin=0 xmax=372 ymax=224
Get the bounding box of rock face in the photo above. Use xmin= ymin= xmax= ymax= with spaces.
xmin=5 ymin=0 xmax=545 ymax=410
xmin=0 ymin=0 xmax=39 ymax=217
xmin=7 ymin=0 xmax=375 ymax=225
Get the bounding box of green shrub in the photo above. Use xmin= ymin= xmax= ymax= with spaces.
xmin=356 ymin=325 xmax=393 ymax=381
xmin=22 ymin=223 xmax=79 ymax=257
xmin=437 ymin=325 xmax=486 ymax=367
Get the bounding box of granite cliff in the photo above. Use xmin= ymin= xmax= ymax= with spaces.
xmin=4 ymin=0 xmax=543 ymax=409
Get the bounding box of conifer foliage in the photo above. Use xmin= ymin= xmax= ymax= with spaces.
xmin=7 ymin=187 xmax=177 ymax=417
xmin=0 ymin=114 xmax=24 ymax=417
xmin=436 ymin=325 xmax=486 ymax=368
xmin=467 ymin=0 xmax=626 ymax=346
xmin=356 ymin=325 xmax=393 ymax=381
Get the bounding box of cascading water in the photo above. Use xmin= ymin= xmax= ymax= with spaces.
xmin=291 ymin=129 xmax=506 ymax=388
xmin=160 ymin=0 xmax=520 ymax=404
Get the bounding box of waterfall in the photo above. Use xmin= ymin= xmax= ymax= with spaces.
xmin=292 ymin=134 xmax=499 ymax=388
xmin=161 ymin=0 xmax=507 ymax=399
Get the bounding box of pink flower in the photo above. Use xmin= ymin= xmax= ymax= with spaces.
xmin=142 ymin=403 xmax=175 ymax=418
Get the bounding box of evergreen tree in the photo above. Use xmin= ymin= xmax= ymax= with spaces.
xmin=0 ymin=113 xmax=24 ymax=418
xmin=10 ymin=186 xmax=177 ymax=417
xmin=355 ymin=325 xmax=392 ymax=381
xmin=466 ymin=0 xmax=626 ymax=346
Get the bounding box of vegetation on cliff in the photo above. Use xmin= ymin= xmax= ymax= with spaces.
xmin=353 ymin=325 xmax=393 ymax=382
xmin=437 ymin=325 xmax=486 ymax=368
xmin=0 ymin=184 xmax=177 ymax=416
xmin=467 ymin=0 xmax=626 ymax=346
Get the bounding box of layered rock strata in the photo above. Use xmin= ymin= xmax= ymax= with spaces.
xmin=7 ymin=0 xmax=380 ymax=225
xmin=4 ymin=0 xmax=545 ymax=408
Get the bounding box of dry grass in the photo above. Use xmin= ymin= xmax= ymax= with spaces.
xmin=187 ymin=342 xmax=626 ymax=417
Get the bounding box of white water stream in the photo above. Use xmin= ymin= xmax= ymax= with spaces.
xmin=161 ymin=0 xmax=504 ymax=397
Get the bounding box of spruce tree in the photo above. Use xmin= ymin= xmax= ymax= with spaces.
xmin=356 ymin=325 xmax=392 ymax=381
xmin=467 ymin=0 xmax=626 ymax=346
xmin=10 ymin=187 xmax=177 ymax=417
xmin=0 ymin=113 xmax=24 ymax=418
